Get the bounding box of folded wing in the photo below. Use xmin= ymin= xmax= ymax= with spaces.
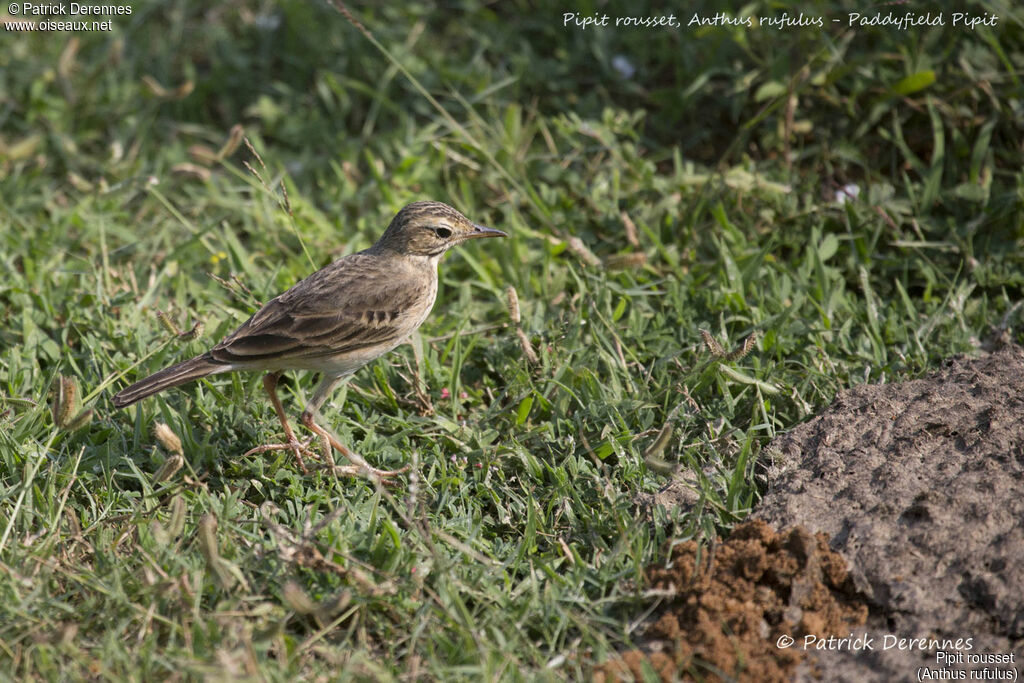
xmin=210 ymin=253 xmax=426 ymax=365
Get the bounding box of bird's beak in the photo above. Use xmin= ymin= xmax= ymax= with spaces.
xmin=466 ymin=224 xmax=508 ymax=240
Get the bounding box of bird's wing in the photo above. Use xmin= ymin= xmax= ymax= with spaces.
xmin=209 ymin=253 xmax=428 ymax=365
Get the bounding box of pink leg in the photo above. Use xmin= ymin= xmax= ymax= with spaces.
xmin=300 ymin=411 xmax=409 ymax=480
xmin=242 ymin=372 xmax=316 ymax=473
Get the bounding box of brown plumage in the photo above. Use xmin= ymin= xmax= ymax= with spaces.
xmin=113 ymin=200 xmax=506 ymax=476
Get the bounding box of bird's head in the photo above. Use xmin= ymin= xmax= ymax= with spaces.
xmin=374 ymin=201 xmax=506 ymax=258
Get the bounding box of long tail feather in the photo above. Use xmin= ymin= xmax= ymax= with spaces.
xmin=112 ymin=354 xmax=228 ymax=408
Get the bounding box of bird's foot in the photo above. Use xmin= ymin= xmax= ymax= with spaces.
xmin=243 ymin=436 xmax=318 ymax=474
xmin=299 ymin=412 xmax=409 ymax=484
xmin=316 ymin=461 xmax=410 ymax=484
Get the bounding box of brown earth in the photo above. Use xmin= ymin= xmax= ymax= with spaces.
xmin=595 ymin=520 xmax=868 ymax=682
xmin=609 ymin=344 xmax=1024 ymax=681
xmin=757 ymin=343 xmax=1024 ymax=681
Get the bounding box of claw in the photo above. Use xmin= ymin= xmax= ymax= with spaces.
xmin=323 ymin=462 xmax=410 ymax=481
xmin=243 ymin=436 xmax=317 ymax=473
xmin=300 ymin=410 xmax=407 ymax=483
xmin=252 ymin=372 xmax=408 ymax=483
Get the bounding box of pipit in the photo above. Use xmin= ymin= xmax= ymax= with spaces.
xmin=113 ymin=200 xmax=506 ymax=477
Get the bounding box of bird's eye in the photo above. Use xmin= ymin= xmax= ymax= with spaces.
xmin=433 ymin=227 xmax=452 ymax=239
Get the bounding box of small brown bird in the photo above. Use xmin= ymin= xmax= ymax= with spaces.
xmin=113 ymin=201 xmax=506 ymax=477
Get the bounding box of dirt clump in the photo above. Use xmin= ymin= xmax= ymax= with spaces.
xmin=595 ymin=519 xmax=868 ymax=682
xmin=757 ymin=344 xmax=1024 ymax=681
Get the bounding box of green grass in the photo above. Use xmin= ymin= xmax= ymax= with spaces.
xmin=2 ymin=0 xmax=1023 ymax=679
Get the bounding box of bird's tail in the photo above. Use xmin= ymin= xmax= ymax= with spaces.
xmin=112 ymin=353 xmax=228 ymax=408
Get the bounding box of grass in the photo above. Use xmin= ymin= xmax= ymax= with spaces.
xmin=1 ymin=0 xmax=1023 ymax=679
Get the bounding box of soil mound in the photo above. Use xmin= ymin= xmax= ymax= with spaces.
xmin=609 ymin=345 xmax=1024 ymax=681
xmin=756 ymin=344 xmax=1024 ymax=681
xmin=596 ymin=520 xmax=868 ymax=681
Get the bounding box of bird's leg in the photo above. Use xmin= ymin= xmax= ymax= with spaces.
xmin=300 ymin=376 xmax=409 ymax=480
xmin=299 ymin=411 xmax=407 ymax=479
xmin=242 ymin=372 xmax=317 ymax=473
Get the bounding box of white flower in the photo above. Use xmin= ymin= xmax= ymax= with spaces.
xmin=835 ymin=184 xmax=860 ymax=205
xmin=612 ymin=55 xmax=636 ymax=79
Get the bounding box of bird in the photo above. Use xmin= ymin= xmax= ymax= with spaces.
xmin=112 ymin=200 xmax=507 ymax=477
